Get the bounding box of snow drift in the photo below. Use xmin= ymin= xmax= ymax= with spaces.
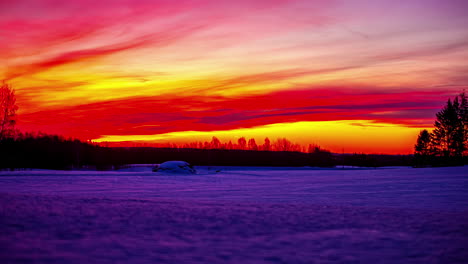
xmin=153 ymin=161 xmax=196 ymax=174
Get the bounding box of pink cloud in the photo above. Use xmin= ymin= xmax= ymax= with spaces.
xmin=2 ymin=0 xmax=336 ymax=80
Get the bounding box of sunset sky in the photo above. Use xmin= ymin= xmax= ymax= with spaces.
xmin=2 ymin=0 xmax=468 ymax=154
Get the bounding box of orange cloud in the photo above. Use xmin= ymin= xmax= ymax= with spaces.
xmin=4 ymin=0 xmax=468 ymax=154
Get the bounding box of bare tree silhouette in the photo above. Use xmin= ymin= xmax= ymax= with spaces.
xmin=274 ymin=138 xmax=292 ymax=151
xmin=248 ymin=138 xmax=258 ymax=150
xmin=211 ymin=136 xmax=221 ymax=149
xmin=263 ymin=137 xmax=271 ymax=151
xmin=0 ymin=82 xmax=18 ymax=140
xmin=238 ymin=137 xmax=247 ymax=150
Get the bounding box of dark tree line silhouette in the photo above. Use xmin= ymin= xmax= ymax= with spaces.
xmin=106 ymin=136 xmax=315 ymax=153
xmin=1 ymin=82 xmax=339 ymax=169
xmin=1 ymin=131 xmax=414 ymax=170
xmin=0 ymin=81 xmax=429 ymax=170
xmin=0 ymin=132 xmax=339 ymax=170
xmin=414 ymin=92 xmax=467 ymax=166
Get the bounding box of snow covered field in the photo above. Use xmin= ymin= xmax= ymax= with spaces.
xmin=1 ymin=166 xmax=467 ymax=263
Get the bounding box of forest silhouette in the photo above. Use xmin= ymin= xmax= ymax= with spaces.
xmin=0 ymin=82 xmax=466 ymax=170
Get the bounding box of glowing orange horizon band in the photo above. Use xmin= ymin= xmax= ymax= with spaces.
xmin=94 ymin=121 xmax=430 ymax=154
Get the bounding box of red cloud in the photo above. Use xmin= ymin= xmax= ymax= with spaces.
xmin=16 ymin=87 xmax=456 ymax=140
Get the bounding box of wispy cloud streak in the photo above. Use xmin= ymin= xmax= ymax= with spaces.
xmin=2 ymin=0 xmax=468 ymax=152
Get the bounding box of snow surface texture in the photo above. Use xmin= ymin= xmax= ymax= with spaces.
xmin=1 ymin=166 xmax=467 ymax=263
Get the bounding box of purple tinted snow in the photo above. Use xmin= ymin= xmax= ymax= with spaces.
xmin=0 ymin=166 xmax=467 ymax=210
xmin=1 ymin=194 xmax=467 ymax=263
xmin=0 ymin=166 xmax=467 ymax=263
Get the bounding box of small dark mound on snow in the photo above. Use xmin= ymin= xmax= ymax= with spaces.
xmin=152 ymin=161 xmax=196 ymax=174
